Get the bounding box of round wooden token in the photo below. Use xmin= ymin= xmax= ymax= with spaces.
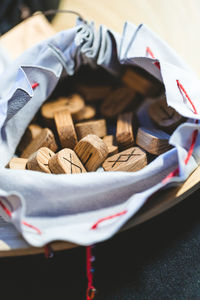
xmin=7 ymin=157 xmax=28 ymax=170
xmin=27 ymin=147 xmax=55 ymax=173
xmin=75 ymin=119 xmax=107 ymax=140
xmin=136 ymin=127 xmax=171 ymax=155
xmin=21 ymin=128 xmax=58 ymax=159
xmin=73 ymin=105 xmax=96 ymax=122
xmin=77 ymin=84 xmax=112 ymax=102
xmin=74 ymin=134 xmax=109 ymax=171
xmin=41 ymin=94 xmax=85 ymax=125
xmin=100 ymin=85 xmax=136 ymax=118
xmin=149 ymin=98 xmax=186 ymax=132
xmin=103 ymin=147 xmax=147 ymax=172
xmin=17 ymin=124 xmax=42 ymax=153
xmin=48 ymin=148 xmax=86 ymax=174
xmin=54 ymin=110 xmax=78 ymax=149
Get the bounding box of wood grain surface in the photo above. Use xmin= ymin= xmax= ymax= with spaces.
xmin=1 ymin=0 xmax=200 ymax=256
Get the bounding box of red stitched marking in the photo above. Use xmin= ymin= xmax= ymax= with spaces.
xmin=162 ymin=129 xmax=198 ymax=183
xmin=176 ymin=80 xmax=198 ymax=115
xmin=0 ymin=200 xmax=12 ymax=217
xmin=0 ymin=200 xmax=42 ymax=235
xmin=22 ymin=221 xmax=42 ymax=235
xmin=31 ymin=82 xmax=39 ymax=89
xmin=91 ymin=210 xmax=128 ymax=230
xmin=146 ymin=46 xmax=155 ymax=58
xmin=86 ymin=246 xmax=96 ymax=300
xmin=146 ymin=46 xmax=160 ymax=69
xmin=184 ymin=129 xmax=198 ymax=164
xmin=162 ymin=167 xmax=180 ymax=184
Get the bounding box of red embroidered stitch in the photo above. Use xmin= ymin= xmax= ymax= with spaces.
xmin=146 ymin=46 xmax=160 ymax=69
xmin=176 ymin=80 xmax=198 ymax=115
xmin=31 ymin=82 xmax=39 ymax=89
xmin=0 ymin=200 xmax=42 ymax=235
xmin=146 ymin=46 xmax=155 ymax=59
xmin=0 ymin=200 xmax=12 ymax=217
xmin=91 ymin=210 xmax=128 ymax=230
xmin=22 ymin=221 xmax=42 ymax=235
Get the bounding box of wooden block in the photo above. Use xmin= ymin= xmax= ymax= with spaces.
xmin=41 ymin=94 xmax=85 ymax=126
xmin=103 ymin=147 xmax=147 ymax=172
xmin=148 ymin=98 xmax=185 ymax=132
xmin=54 ymin=110 xmax=78 ymax=149
xmin=122 ymin=68 xmax=161 ymax=97
xmin=7 ymin=157 xmax=28 ymax=170
xmin=75 ymin=119 xmax=107 ymax=140
xmin=77 ymin=84 xmax=112 ymax=102
xmin=136 ymin=127 xmax=171 ymax=155
xmin=100 ymin=85 xmax=136 ymax=118
xmin=74 ymin=134 xmax=108 ymax=171
xmin=17 ymin=124 xmax=42 ymax=153
xmin=48 ymin=148 xmax=86 ymax=174
xmin=27 ymin=147 xmax=55 ymax=173
xmin=0 ymin=14 xmax=56 ymax=60
xmin=21 ymin=128 xmax=58 ymax=158
xmin=103 ymin=135 xmax=118 ymax=156
xmin=116 ymin=112 xmax=135 ymax=150
xmin=73 ymin=105 xmax=96 ymax=122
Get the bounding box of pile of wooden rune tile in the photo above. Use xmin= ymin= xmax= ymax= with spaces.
xmin=7 ymin=65 xmax=186 ymax=174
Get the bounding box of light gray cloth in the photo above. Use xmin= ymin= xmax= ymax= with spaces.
xmin=0 ymin=20 xmax=200 ymax=247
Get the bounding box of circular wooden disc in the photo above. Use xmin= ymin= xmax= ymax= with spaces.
xmin=41 ymin=94 xmax=85 ymax=120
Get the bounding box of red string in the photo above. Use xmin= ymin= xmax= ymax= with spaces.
xmin=86 ymin=246 xmax=96 ymax=300
xmin=0 ymin=200 xmax=42 ymax=235
xmin=44 ymin=244 xmax=54 ymax=258
xmin=31 ymin=82 xmax=39 ymax=89
xmin=91 ymin=210 xmax=128 ymax=230
xmin=176 ymin=80 xmax=198 ymax=115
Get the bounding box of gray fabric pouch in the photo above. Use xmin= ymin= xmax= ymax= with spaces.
xmin=0 ymin=19 xmax=200 ymax=247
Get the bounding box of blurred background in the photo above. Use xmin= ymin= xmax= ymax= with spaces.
xmin=0 ymin=0 xmax=200 ymax=75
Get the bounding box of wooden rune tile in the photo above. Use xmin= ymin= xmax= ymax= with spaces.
xmin=136 ymin=127 xmax=171 ymax=155
xmin=27 ymin=147 xmax=55 ymax=173
xmin=7 ymin=157 xmax=28 ymax=170
xmin=21 ymin=128 xmax=58 ymax=158
xmin=41 ymin=94 xmax=85 ymax=126
xmin=17 ymin=124 xmax=42 ymax=153
xmin=116 ymin=112 xmax=135 ymax=150
xmin=75 ymin=119 xmax=107 ymax=140
xmin=103 ymin=147 xmax=147 ymax=172
xmin=103 ymin=135 xmax=118 ymax=156
xmin=100 ymin=85 xmax=136 ymax=118
xmin=148 ymin=98 xmax=185 ymax=132
xmin=122 ymin=68 xmax=162 ymax=97
xmin=73 ymin=105 xmax=96 ymax=122
xmin=54 ymin=110 xmax=78 ymax=149
xmin=74 ymin=134 xmax=108 ymax=172
xmin=77 ymin=84 xmax=112 ymax=102
xmin=48 ymin=148 xmax=86 ymax=174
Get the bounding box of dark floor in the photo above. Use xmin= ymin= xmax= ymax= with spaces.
xmin=1 ymin=189 xmax=200 ymax=300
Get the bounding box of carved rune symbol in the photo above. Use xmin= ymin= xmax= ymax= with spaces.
xmin=62 ymin=154 xmax=82 ymax=173
xmin=108 ymin=149 xmax=140 ymax=168
xmin=44 ymin=152 xmax=52 ymax=166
